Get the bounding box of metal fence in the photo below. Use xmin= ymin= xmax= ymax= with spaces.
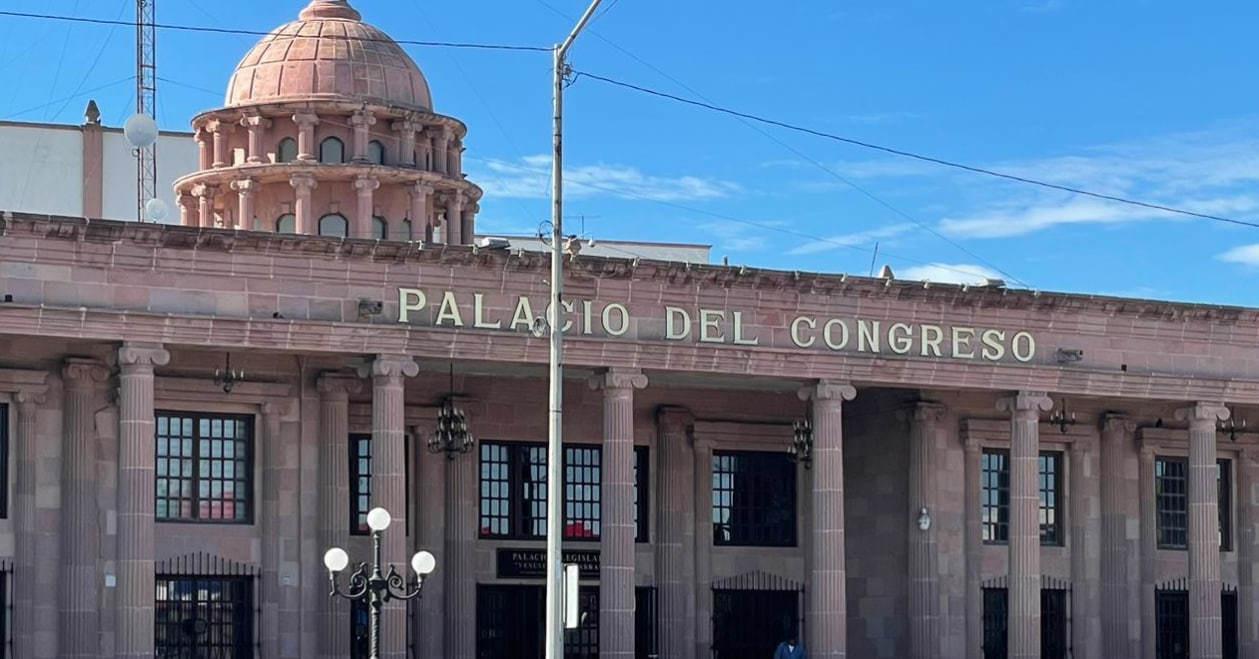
xmin=155 ymin=553 xmax=260 ymax=658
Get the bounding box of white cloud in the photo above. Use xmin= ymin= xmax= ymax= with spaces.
xmin=788 ymin=222 xmax=916 ymax=255
xmin=698 ymin=221 xmax=777 ymax=253
xmin=898 ymin=263 xmax=1003 ymax=285
xmin=939 ymin=194 xmax=1259 ymax=239
xmin=471 ymin=155 xmax=740 ymax=203
xmin=1218 ymin=244 xmax=1259 ymax=266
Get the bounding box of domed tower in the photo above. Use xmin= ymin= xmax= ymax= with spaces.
xmin=173 ymin=0 xmax=482 ymax=244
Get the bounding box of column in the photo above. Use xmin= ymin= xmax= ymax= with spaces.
xmin=13 ymin=386 xmax=47 ymax=658
xmin=60 ymin=359 xmax=107 ymax=657
xmin=350 ymin=109 xmax=377 ymax=162
xmin=290 ymin=175 xmax=317 ymax=235
xmin=997 ymin=391 xmax=1052 ymax=659
xmin=908 ymin=402 xmax=945 ymax=659
xmin=354 ymin=175 xmax=379 ymax=239
xmin=414 ymin=420 xmax=447 ymax=659
xmin=258 ymin=403 xmax=286 ymax=658
xmin=799 ymin=380 xmax=857 ymax=658
xmin=294 ymin=113 xmax=320 ymax=162
xmin=656 ymin=407 xmax=696 ymax=659
xmin=444 ymin=412 xmax=477 ymax=659
xmin=1239 ymin=448 xmax=1259 ymax=657
xmin=1177 ymin=402 xmax=1229 ymax=659
xmin=208 ymin=119 xmax=231 ymax=168
xmin=409 ymin=183 xmax=432 ymax=242
xmin=316 ymin=374 xmax=360 ymax=658
xmin=461 ymin=203 xmax=477 ymax=245
xmin=232 ymin=178 xmax=258 ymax=231
xmin=241 ymin=114 xmax=272 ymax=164
xmin=591 ymin=369 xmax=647 ymax=657
xmin=194 ymin=183 xmax=216 ymax=228
xmin=446 ymin=137 xmax=461 ymax=177
xmin=365 ymin=355 xmax=419 ymax=659
xmin=195 ymin=126 xmax=211 ymax=170
xmin=393 ymin=118 xmax=418 ymax=167
xmin=963 ymin=434 xmax=983 ymax=656
xmin=692 ymin=436 xmax=714 ymax=659
xmin=1139 ymin=443 xmax=1156 ymax=659
xmin=1101 ymin=415 xmax=1140 ymax=657
xmin=1070 ymin=432 xmax=1101 ymax=659
xmin=445 ymin=194 xmax=464 ymax=246
xmin=116 ymin=342 xmax=170 ymax=659
xmin=432 ymin=128 xmax=450 ymax=175
xmin=177 ymin=192 xmax=196 ymax=227
xmin=416 ymin=128 xmax=431 ymax=171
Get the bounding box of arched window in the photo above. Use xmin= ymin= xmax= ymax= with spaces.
xmin=402 ymin=219 xmax=414 ymax=242
xmin=276 ymin=137 xmax=297 ymax=163
xmin=368 ymin=140 xmax=385 ymax=165
xmin=275 ymin=213 xmax=296 ymax=234
xmin=318 ymin=213 xmax=348 ymax=238
xmin=372 ymin=216 xmax=388 ymax=240
xmin=319 ymin=137 xmax=345 ymax=164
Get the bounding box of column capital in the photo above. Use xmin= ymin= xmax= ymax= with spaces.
xmin=1174 ymin=402 xmax=1230 ymax=426
xmin=997 ymin=391 xmax=1053 ymax=417
xmin=392 ymin=118 xmax=421 ymax=133
xmin=410 ymin=181 xmax=435 ymax=196
xmin=13 ymin=386 xmax=47 ymax=407
xmin=230 ymin=177 xmax=259 ymax=194
xmin=117 ymin=342 xmax=170 ymax=369
xmin=1100 ymin=412 xmax=1137 ymax=434
xmin=656 ymin=405 xmax=694 ymax=432
xmin=317 ymin=372 xmax=363 ymax=399
xmin=62 ymin=358 xmax=108 ymax=389
xmin=350 ymin=108 xmax=377 ymax=127
xmin=360 ymin=354 xmax=419 ymax=380
xmin=191 ymin=182 xmax=218 ymax=198
xmin=445 ymin=192 xmax=465 ymax=210
xmin=589 ymin=368 xmax=647 ymax=393
xmin=910 ymin=400 xmax=947 ymax=424
xmin=289 ymin=174 xmax=318 ymax=192
xmin=260 ymin=400 xmax=296 ymax=419
xmin=354 ymin=175 xmax=380 ymax=192
xmin=240 ymin=113 xmax=272 ymax=129
xmin=292 ymin=112 xmax=320 ymax=128
xmin=797 ymin=379 xmax=856 ymax=403
xmin=205 ymin=118 xmax=234 ymax=134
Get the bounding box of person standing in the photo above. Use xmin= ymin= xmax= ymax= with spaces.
xmin=774 ymin=636 xmax=806 ymax=659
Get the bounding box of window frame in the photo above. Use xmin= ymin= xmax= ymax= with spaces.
xmin=275 ymin=213 xmax=296 ymax=234
xmin=981 ymin=449 xmax=1010 ymax=545
xmin=276 ymin=137 xmax=297 ymax=163
xmin=349 ymin=433 xmax=372 ymax=536
xmin=634 ymin=446 xmax=649 ymax=543
xmin=319 ymin=136 xmax=345 ymax=164
xmin=1219 ymin=458 xmax=1233 ymax=552
xmin=0 ymin=403 xmax=8 ymax=519
xmin=318 ymin=213 xmax=348 ymax=238
xmin=711 ymin=450 xmax=798 ymax=548
xmin=477 ymin=440 xmax=603 ymax=542
xmin=155 ymin=411 xmax=255 ymax=525
xmin=1156 ymin=456 xmax=1189 ymax=550
xmin=1039 ymin=451 xmax=1064 ymax=546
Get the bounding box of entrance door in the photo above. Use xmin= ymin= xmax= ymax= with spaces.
xmin=476 ymin=584 xmax=600 ymax=659
xmin=712 ymin=589 xmax=800 ymax=659
xmin=1155 ymin=590 xmax=1188 ymax=659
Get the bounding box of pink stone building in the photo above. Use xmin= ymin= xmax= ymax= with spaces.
xmin=0 ymin=1 xmax=1255 ymax=658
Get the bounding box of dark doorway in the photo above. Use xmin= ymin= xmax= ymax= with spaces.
xmin=981 ymin=588 xmax=1008 ymax=659
xmin=1223 ymin=589 xmax=1238 ymax=659
xmin=982 ymin=584 xmax=1069 ymax=659
xmin=1041 ymin=588 xmax=1068 ymax=659
xmin=712 ymin=589 xmax=800 ymax=659
xmin=476 ymin=584 xmax=599 ymax=659
xmin=1155 ymin=589 xmax=1188 ymax=659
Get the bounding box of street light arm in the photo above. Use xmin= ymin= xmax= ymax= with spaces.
xmin=383 ymin=565 xmax=427 ymax=602
xmin=557 ymin=0 xmax=604 ymax=59
xmin=328 ymin=562 xmax=371 ymax=600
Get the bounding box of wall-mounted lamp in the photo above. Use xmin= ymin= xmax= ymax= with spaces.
xmin=917 ymin=507 xmax=931 ymax=532
xmin=1048 ymin=399 xmax=1077 ymax=434
xmin=1221 ymin=412 xmax=1248 ymax=442
xmin=213 ymin=353 xmax=244 ymax=394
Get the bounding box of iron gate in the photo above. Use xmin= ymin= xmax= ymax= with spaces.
xmin=1223 ymin=584 xmax=1238 ymax=659
xmin=155 ymin=553 xmax=259 ymax=658
xmin=711 ymin=571 xmax=804 ymax=659
xmin=981 ymin=575 xmax=1071 ymax=659
xmin=635 ymin=586 xmax=659 ymax=659
xmin=1155 ymin=579 xmax=1189 ymax=659
xmin=475 ymin=584 xmax=599 ymax=658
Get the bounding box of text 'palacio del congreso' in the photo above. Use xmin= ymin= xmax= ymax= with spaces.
xmin=1 ymin=1 xmax=1258 ymax=658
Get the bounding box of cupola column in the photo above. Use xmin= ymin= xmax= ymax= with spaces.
xmin=231 ymin=178 xmax=258 ymax=231
xmin=193 ymin=183 xmax=217 ymax=228
xmin=433 ymin=127 xmax=450 ymax=175
xmin=462 ymin=202 xmax=478 ymax=244
xmin=409 ymin=182 xmax=433 ymax=242
xmin=290 ymin=174 xmax=318 ymax=235
xmin=241 ymin=114 xmax=272 ymax=164
xmin=445 ymin=193 xmax=464 ymax=245
xmin=194 ymin=127 xmax=211 ymax=170
xmin=354 ymin=175 xmax=380 ymax=239
xmin=207 ymin=119 xmax=232 ymax=168
xmin=393 ymin=118 xmax=419 ymax=167
xmin=416 ymin=127 xmax=432 ymax=171
xmin=177 ymin=192 xmax=196 ymax=227
xmin=294 ymin=112 xmax=320 ymax=162
xmin=350 ymin=109 xmax=377 ymax=163
xmin=447 ymin=137 xmax=462 ymax=177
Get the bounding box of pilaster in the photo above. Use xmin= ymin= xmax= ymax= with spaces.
xmin=350 ymin=109 xmax=377 ymax=162
xmin=1101 ymin=414 xmax=1140 ymax=656
xmin=1139 ymin=442 xmax=1156 ymax=659
xmin=392 ymin=118 xmax=419 ymax=167
xmin=655 ymin=406 xmax=696 ymax=659
xmin=232 ymin=178 xmax=258 ymax=230
xmin=60 ymin=358 xmax=107 ymax=658
xmin=317 ymin=373 xmax=359 ymax=657
xmin=908 ymin=402 xmax=945 ymax=659
xmin=1239 ymin=447 xmax=1259 ymax=657
xmin=12 ymin=385 xmax=49 ymax=658
xmin=443 ymin=404 xmax=477 ymax=659
xmin=963 ymin=433 xmax=983 ymax=657
xmin=1069 ymin=429 xmax=1102 ymax=659
xmin=290 ymin=174 xmax=317 ymax=235
xmin=293 ymin=113 xmax=320 ymax=162
xmin=354 ymin=175 xmax=380 ymax=239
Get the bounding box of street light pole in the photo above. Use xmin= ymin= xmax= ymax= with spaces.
xmin=546 ymin=2 xmax=604 ymax=658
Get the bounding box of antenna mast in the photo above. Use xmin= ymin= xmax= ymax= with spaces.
xmin=135 ymin=0 xmax=157 ymax=221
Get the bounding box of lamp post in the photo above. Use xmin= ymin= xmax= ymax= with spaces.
xmin=323 ymin=507 xmax=436 ymax=659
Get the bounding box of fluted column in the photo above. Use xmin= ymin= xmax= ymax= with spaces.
xmin=443 ymin=407 xmax=477 ymax=659
xmin=656 ymin=407 xmax=696 ymax=659
xmin=409 ymin=183 xmax=433 ymax=243
xmin=445 ymin=194 xmax=464 ymax=245
xmin=1070 ymin=431 xmax=1101 ymax=659
xmin=350 ymin=109 xmax=377 ymax=162
xmin=363 ymin=355 xmax=419 ymax=659
xmin=232 ymin=178 xmax=258 ymax=231
xmin=591 ymin=369 xmax=648 ymax=657
xmin=462 ymin=203 xmax=477 ymax=245
xmin=317 ymin=374 xmax=360 ymax=658
xmin=294 ymin=113 xmax=320 ymax=162
xmin=692 ymin=436 xmax=715 ymax=658
xmin=1239 ymin=447 xmax=1259 ymax=657
xmin=194 ymin=183 xmax=216 ymax=228
xmin=1177 ymin=402 xmax=1229 ymax=659
xmin=997 ymin=391 xmax=1053 ymax=659
xmin=908 ymin=402 xmax=945 ymax=659
xmin=195 ymin=126 xmax=211 ymax=170
xmin=393 ymin=118 xmax=419 ymax=167
xmin=799 ymin=380 xmax=857 ymax=658
xmin=1139 ymin=443 xmax=1156 ymax=659
xmin=258 ymin=402 xmax=287 ymax=658
xmin=354 ymin=175 xmax=379 ymax=239
xmin=1101 ymin=415 xmax=1139 ymax=657
xmin=415 ymin=128 xmax=431 ymax=171
xmin=963 ymin=434 xmax=983 ymax=656
xmin=447 ymin=138 xmax=461 ymax=177
xmin=60 ymin=359 xmax=107 ymax=657
xmin=208 ymin=119 xmax=231 ymax=168
xmin=116 ymin=342 xmax=170 ymax=659
xmin=291 ymin=174 xmax=317 ymax=235
xmin=178 ymin=192 xmax=196 ymax=227
xmin=242 ymin=114 xmax=272 ymax=164
xmin=433 ymin=128 xmax=450 ymax=175
xmin=13 ymin=386 xmax=47 ymax=658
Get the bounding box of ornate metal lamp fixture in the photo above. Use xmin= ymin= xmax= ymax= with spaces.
xmin=213 ymin=353 xmax=245 ymax=393
xmin=1048 ymin=398 xmax=1077 ymax=434
xmin=1221 ymin=411 xmax=1248 ymax=441
xmin=428 ymin=365 xmax=474 ymax=459
xmin=789 ymin=417 xmax=813 ymax=469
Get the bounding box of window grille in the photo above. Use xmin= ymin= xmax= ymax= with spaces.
xmin=711 ymin=451 xmax=797 ymax=547
xmin=0 ymin=558 xmax=12 ymax=659
xmin=154 ymin=553 xmax=258 ymax=657
xmin=1039 ymin=452 xmax=1063 ymax=545
xmin=564 ymin=446 xmax=601 ymax=539
xmin=981 ymin=450 xmax=1009 ymax=544
xmin=477 ymin=442 xmax=603 ymax=540
xmin=711 ymin=572 xmax=804 ymax=658
xmin=156 ymin=412 xmax=253 ymax=523
xmin=1156 ymin=457 xmax=1189 ymax=549
xmin=1155 ymin=579 xmax=1189 ymax=659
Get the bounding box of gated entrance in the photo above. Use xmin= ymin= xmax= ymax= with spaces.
xmin=980 ymin=576 xmax=1070 ymax=659
xmin=1154 ymin=579 xmax=1239 ymax=659
xmin=475 ymin=584 xmax=599 ymax=659
xmin=711 ymin=571 xmax=803 ymax=659
xmin=154 ymin=553 xmax=258 ymax=658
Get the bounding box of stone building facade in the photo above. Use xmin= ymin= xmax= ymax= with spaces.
xmin=0 ymin=2 xmax=1257 ymax=659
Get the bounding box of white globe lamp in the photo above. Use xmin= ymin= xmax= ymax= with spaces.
xmin=123 ymin=113 xmax=159 ymax=149
xmin=323 ymin=547 xmax=349 ymax=573
xmin=366 ymin=507 xmax=392 ymax=532
xmin=144 ymin=198 xmax=169 ymax=222
xmin=411 ymin=550 xmax=436 ymax=576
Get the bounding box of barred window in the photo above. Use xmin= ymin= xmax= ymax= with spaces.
xmin=1157 ymin=457 xmax=1188 ymax=549
xmin=1039 ymin=452 xmax=1063 ymax=546
xmin=0 ymin=403 xmax=8 ymax=519
xmin=156 ymin=412 xmax=252 ymax=523
xmin=634 ymin=446 xmax=649 ymax=543
xmin=477 ymin=441 xmax=602 ymax=540
xmin=155 ymin=575 xmax=254 ymax=655
xmin=711 ymin=451 xmax=797 ymax=547
xmin=1219 ymin=459 xmax=1233 ymax=551
xmin=350 ymin=434 xmax=372 ymax=535
xmin=981 ymin=450 xmax=1009 ymax=544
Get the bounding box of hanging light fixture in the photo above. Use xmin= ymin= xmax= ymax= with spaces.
xmin=213 ymin=353 xmax=245 ymax=393
xmin=789 ymin=417 xmax=813 ymax=469
xmin=1221 ymin=410 xmax=1248 ymax=442
xmin=1048 ymin=398 xmax=1077 ymax=434
xmin=429 ymin=364 xmax=474 ymax=459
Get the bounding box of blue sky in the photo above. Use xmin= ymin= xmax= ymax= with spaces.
xmin=3 ymin=0 xmax=1259 ymax=305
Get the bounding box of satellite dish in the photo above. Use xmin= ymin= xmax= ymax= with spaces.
xmin=123 ymin=113 xmax=158 ymax=149
xmin=144 ymin=198 xmax=169 ymax=222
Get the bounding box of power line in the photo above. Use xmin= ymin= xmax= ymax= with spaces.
xmin=0 ymin=10 xmax=552 ymax=53
xmin=4 ymin=76 xmax=135 ymax=120
xmin=573 ymin=70 xmax=1259 ymax=232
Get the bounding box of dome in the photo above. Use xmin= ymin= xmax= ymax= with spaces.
xmin=225 ymin=0 xmax=433 ymax=110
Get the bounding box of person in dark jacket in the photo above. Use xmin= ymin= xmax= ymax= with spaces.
xmin=773 ymin=636 xmax=805 ymax=659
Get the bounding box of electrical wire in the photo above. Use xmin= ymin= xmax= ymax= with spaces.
xmin=3 ymin=76 xmax=136 ymax=120
xmin=0 ymin=10 xmax=552 ymax=53
xmin=572 ymin=70 xmax=1259 ymax=231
